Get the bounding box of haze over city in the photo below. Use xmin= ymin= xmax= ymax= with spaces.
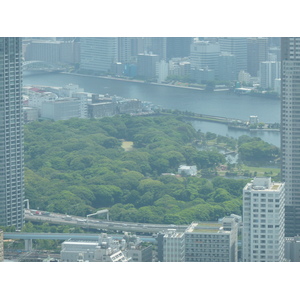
xmin=1 ymin=3 xmax=298 ymax=299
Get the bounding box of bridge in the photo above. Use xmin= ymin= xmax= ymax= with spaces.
xmin=23 ymin=60 xmax=66 ymax=72
xmin=3 ymin=232 xmax=156 ymax=251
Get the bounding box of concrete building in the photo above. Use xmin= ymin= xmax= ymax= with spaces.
xmin=242 ymin=177 xmax=285 ymax=262
xmin=60 ymin=233 xmax=153 ymax=262
xmin=88 ymin=102 xmax=116 ymax=118
xmin=168 ymin=58 xmax=191 ymax=78
xmin=80 ymin=37 xmax=118 ymax=74
xmin=61 ymin=240 xmax=99 ymax=262
xmin=259 ymin=61 xmax=281 ymax=90
xmin=123 ymin=232 xmax=153 ymax=262
xmin=178 ymin=165 xmax=197 ymax=176
xmin=162 ymin=229 xmax=185 ymax=262
xmin=0 ymin=229 xmax=3 ymax=262
xmin=0 ymin=38 xmax=25 ymax=229
xmin=184 ymin=216 xmax=239 ymax=262
xmin=116 ymin=99 xmax=142 ymax=114
xmin=137 ymin=52 xmax=159 ymax=80
xmin=24 ymin=39 xmax=80 ymax=64
xmin=23 ymin=107 xmax=39 ymax=123
xmin=23 ymin=86 xmax=58 ymax=110
xmin=190 ymin=39 xmax=220 ymax=72
xmin=156 ymin=60 xmax=169 ymax=83
xmin=238 ymin=70 xmax=252 ymax=85
xmin=281 ymin=37 xmax=300 ymax=237
xmin=41 ymin=98 xmax=85 ymax=121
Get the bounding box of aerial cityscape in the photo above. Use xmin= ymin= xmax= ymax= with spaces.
xmin=0 ymin=37 xmax=299 ymax=267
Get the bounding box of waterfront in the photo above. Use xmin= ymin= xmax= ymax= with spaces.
xmin=23 ymin=72 xmax=281 ymax=147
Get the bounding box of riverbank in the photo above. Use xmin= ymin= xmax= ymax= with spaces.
xmin=61 ymin=72 xmax=225 ymax=92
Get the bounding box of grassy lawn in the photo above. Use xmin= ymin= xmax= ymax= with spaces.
xmin=240 ymin=165 xmax=280 ymax=177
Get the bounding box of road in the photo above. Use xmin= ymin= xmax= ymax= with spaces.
xmin=24 ymin=209 xmax=188 ymax=233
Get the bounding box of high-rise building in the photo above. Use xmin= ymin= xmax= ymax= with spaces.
xmin=242 ymin=177 xmax=285 ymax=262
xmin=166 ymin=37 xmax=192 ymax=61
xmin=259 ymin=61 xmax=281 ymax=90
xmin=80 ymin=37 xmax=118 ymax=74
xmin=217 ymin=52 xmax=237 ymax=81
xmin=247 ymin=37 xmax=268 ymax=77
xmin=190 ymin=39 xmax=220 ymax=71
xmin=281 ymin=37 xmax=300 ymax=237
xmin=0 ymin=37 xmax=24 ymax=229
xmin=219 ymin=37 xmax=247 ymax=74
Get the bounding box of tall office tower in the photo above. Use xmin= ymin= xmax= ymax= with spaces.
xmin=190 ymin=39 xmax=220 ymax=71
xmin=118 ymin=37 xmax=136 ymax=64
xmin=242 ymin=178 xmax=285 ymax=262
xmin=80 ymin=37 xmax=118 ymax=74
xmin=217 ymin=52 xmax=237 ymax=81
xmin=150 ymin=37 xmax=167 ymax=61
xmin=259 ymin=61 xmax=281 ymax=90
xmin=281 ymin=37 xmax=300 ymax=237
xmin=247 ymin=37 xmax=268 ymax=77
xmin=166 ymin=37 xmax=192 ymax=61
xmin=219 ymin=37 xmax=247 ymax=74
xmin=0 ymin=37 xmax=24 ymax=229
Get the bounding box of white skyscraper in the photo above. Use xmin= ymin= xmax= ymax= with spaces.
xmin=242 ymin=177 xmax=285 ymax=262
xmin=0 ymin=37 xmax=25 ymax=229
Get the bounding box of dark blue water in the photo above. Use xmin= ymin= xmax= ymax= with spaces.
xmin=23 ymin=72 xmax=281 ymax=147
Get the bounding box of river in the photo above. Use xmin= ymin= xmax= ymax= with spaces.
xmin=23 ymin=72 xmax=281 ymax=147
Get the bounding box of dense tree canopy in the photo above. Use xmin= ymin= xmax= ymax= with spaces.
xmin=24 ymin=115 xmax=247 ymax=224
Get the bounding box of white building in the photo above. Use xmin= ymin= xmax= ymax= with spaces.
xmin=259 ymin=61 xmax=281 ymax=90
xmin=242 ymin=177 xmax=285 ymax=262
xmin=41 ymin=98 xmax=85 ymax=121
xmin=163 ymin=229 xmax=185 ymax=262
xmin=23 ymin=86 xmax=58 ymax=109
xmin=156 ymin=60 xmax=169 ymax=83
xmin=178 ymin=165 xmax=197 ymax=176
xmin=190 ymin=39 xmax=220 ymax=71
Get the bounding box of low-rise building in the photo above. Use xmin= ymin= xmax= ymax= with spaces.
xmin=41 ymin=98 xmax=84 ymax=121
xmin=178 ymin=165 xmax=197 ymax=176
xmin=88 ymin=102 xmax=116 ymax=118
